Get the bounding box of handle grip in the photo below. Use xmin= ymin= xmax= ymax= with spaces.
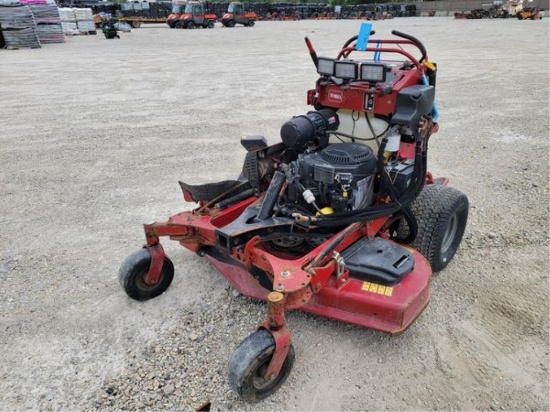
xmin=391 ymin=30 xmax=427 ymax=63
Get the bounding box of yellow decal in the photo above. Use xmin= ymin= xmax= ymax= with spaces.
xmin=362 ymin=282 xmax=393 ymax=297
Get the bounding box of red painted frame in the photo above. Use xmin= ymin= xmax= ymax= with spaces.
xmin=141 ymin=195 xmax=432 ymax=335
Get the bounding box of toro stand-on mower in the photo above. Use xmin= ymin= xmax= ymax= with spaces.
xmin=119 ymin=27 xmax=469 ymax=401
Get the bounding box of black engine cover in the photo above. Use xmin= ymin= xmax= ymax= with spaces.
xmin=297 ymin=143 xmax=376 ymax=188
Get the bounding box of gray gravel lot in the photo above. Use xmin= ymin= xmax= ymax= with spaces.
xmin=0 ymin=17 xmax=548 ymax=411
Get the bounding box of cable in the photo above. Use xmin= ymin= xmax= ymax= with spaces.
xmin=329 ymin=131 xmax=376 ymax=142
xmin=327 ymin=117 xmax=389 ymax=142
xmin=365 ymin=112 xmax=382 ymax=148
xmin=351 ymin=110 xmax=360 ymax=139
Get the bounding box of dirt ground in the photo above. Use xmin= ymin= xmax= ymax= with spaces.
xmin=0 ymin=17 xmax=548 ymax=411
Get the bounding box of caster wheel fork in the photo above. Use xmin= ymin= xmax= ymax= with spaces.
xmin=228 ymin=291 xmax=295 ymax=402
xmin=118 ymin=242 xmax=174 ymax=301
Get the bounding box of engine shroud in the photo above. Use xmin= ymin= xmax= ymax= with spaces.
xmin=297 ymin=143 xmax=376 ymax=187
xmin=292 ymin=142 xmax=377 ymax=211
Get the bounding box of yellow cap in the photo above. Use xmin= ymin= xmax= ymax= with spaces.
xmin=424 ymin=60 xmax=436 ymax=72
xmin=316 ymin=207 xmax=334 ymax=216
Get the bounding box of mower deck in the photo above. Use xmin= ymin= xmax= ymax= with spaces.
xmin=145 ymin=195 xmax=431 ymax=335
xmin=206 ymin=249 xmax=431 ymax=335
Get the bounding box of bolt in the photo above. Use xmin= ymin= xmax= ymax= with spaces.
xmin=281 ymin=270 xmax=290 ymax=278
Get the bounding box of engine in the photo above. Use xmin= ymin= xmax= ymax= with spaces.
xmin=286 ymin=143 xmax=377 ymax=213
xmin=279 ymin=110 xmax=378 ymax=215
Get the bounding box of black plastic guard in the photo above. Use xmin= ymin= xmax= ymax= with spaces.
xmin=178 ymin=180 xmax=250 ymax=202
xmin=391 ymin=84 xmax=435 ymax=128
xmin=341 ymin=237 xmax=415 ymax=286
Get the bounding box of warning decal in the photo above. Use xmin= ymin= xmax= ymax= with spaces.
xmin=361 ymin=282 xmax=393 ymax=297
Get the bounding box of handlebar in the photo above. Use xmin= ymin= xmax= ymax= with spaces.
xmin=391 ymin=30 xmax=427 ymax=63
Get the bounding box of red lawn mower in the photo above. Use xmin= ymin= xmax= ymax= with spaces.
xmin=119 ymin=28 xmax=469 ymax=401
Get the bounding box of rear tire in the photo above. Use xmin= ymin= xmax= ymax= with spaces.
xmin=207 ymin=20 xmax=215 ymax=28
xmin=187 ymin=21 xmax=195 ymax=29
xmin=407 ymin=184 xmax=469 ymax=272
xmin=227 ymin=19 xmax=236 ymax=27
xmin=247 ymin=20 xmax=255 ymax=27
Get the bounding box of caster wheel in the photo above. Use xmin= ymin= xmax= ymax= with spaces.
xmin=228 ymin=329 xmax=295 ymax=402
xmin=118 ymin=248 xmax=174 ymax=301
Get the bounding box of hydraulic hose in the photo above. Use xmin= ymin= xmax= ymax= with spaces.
xmin=311 ymin=138 xmax=427 ymax=228
xmin=391 ymin=206 xmax=418 ymax=244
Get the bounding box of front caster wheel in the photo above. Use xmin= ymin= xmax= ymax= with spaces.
xmin=118 ymin=248 xmax=174 ymax=301
xmin=228 ymin=329 xmax=295 ymax=402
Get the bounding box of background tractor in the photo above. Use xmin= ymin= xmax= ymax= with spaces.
xmin=167 ymin=2 xmax=185 ymax=28
xmin=177 ymin=2 xmax=217 ymax=29
xmin=516 ymin=6 xmax=543 ymax=19
xmin=222 ymin=2 xmax=257 ymax=27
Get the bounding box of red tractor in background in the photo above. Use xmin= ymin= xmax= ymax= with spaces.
xmin=222 ymin=2 xmax=257 ymax=27
xmin=167 ymin=2 xmax=185 ymax=28
xmin=516 ymin=7 xmax=543 ymax=19
xmin=177 ymin=1 xmax=217 ymax=29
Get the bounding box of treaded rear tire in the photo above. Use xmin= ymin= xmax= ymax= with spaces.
xmin=409 ymin=184 xmax=469 ymax=272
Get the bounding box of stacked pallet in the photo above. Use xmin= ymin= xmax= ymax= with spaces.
xmin=28 ymin=3 xmax=63 ymax=43
xmin=73 ymin=7 xmax=95 ymax=34
xmin=58 ymin=7 xmax=77 ymax=35
xmin=0 ymin=4 xmax=41 ymax=49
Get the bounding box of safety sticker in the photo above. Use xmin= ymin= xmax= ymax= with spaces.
xmin=361 ymin=282 xmax=393 ymax=297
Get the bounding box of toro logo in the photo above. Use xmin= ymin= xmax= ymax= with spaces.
xmin=328 ymin=90 xmax=343 ymax=103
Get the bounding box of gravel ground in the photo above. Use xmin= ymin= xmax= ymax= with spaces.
xmin=0 ymin=18 xmax=548 ymax=411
